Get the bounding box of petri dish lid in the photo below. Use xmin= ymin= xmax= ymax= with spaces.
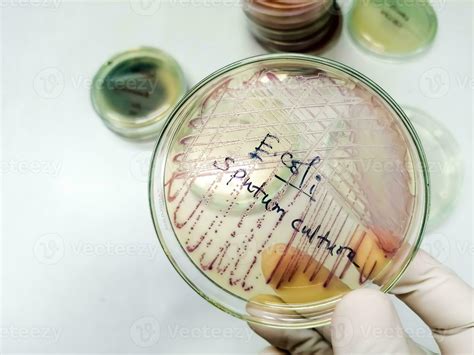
xmin=149 ymin=54 xmax=429 ymax=328
xmin=403 ymin=106 xmax=463 ymax=231
xmin=347 ymin=0 xmax=438 ymax=59
xmin=91 ymin=47 xmax=186 ymax=140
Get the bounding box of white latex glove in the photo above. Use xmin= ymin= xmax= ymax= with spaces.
xmin=249 ymin=250 xmax=474 ymax=354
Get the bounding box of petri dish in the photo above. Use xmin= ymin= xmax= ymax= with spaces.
xmin=403 ymin=106 xmax=463 ymax=231
xmin=253 ymin=15 xmax=339 ymax=53
xmin=247 ymin=9 xmax=333 ymax=42
xmin=246 ymin=2 xmax=342 ymax=53
xmin=91 ymin=47 xmax=186 ymax=140
xmin=243 ymin=0 xmax=333 ymax=30
xmin=149 ymin=54 xmax=429 ymax=328
xmin=347 ymin=0 xmax=438 ymax=59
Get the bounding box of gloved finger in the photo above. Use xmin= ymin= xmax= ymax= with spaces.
xmin=316 ymin=325 xmax=333 ymax=343
xmin=390 ymin=250 xmax=474 ymax=353
xmin=248 ymin=323 xmax=333 ymax=355
xmin=331 ymin=288 xmax=431 ymax=354
xmin=246 ymin=294 xmax=333 ymax=354
xmin=260 ymin=345 xmax=287 ymax=354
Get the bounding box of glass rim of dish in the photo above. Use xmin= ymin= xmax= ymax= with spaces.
xmin=148 ymin=53 xmax=430 ymax=328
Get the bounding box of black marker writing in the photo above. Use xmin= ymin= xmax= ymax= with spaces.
xmin=227 ymin=168 xmax=286 ymax=221
xmin=249 ymin=133 xmax=280 ymax=161
xmin=292 ymin=218 xmax=359 ymax=267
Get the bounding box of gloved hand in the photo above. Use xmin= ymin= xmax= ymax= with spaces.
xmin=248 ymin=250 xmax=474 ymax=354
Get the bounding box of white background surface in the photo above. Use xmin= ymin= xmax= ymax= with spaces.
xmin=1 ymin=0 xmax=472 ymax=353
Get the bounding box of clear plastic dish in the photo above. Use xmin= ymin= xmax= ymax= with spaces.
xmin=402 ymin=106 xmax=463 ymax=231
xmin=149 ymin=54 xmax=429 ymax=328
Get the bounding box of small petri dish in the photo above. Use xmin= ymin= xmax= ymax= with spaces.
xmin=347 ymin=0 xmax=438 ymax=59
xmin=91 ymin=47 xmax=186 ymax=140
xmin=403 ymin=106 xmax=463 ymax=231
xmin=149 ymin=54 xmax=429 ymax=328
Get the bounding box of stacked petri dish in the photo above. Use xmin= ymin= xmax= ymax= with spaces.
xmin=243 ymin=0 xmax=341 ymax=52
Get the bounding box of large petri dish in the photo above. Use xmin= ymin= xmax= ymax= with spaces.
xmin=149 ymin=54 xmax=429 ymax=328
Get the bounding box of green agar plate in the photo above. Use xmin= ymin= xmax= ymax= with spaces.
xmin=91 ymin=47 xmax=186 ymax=140
xmin=348 ymin=0 xmax=438 ymax=58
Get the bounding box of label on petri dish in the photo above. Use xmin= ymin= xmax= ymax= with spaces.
xmin=159 ymin=61 xmax=422 ymax=306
